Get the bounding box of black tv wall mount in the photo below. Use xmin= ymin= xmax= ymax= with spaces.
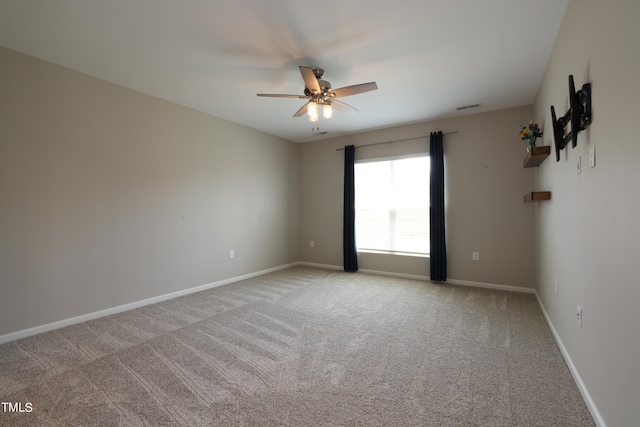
xmin=550 ymin=75 xmax=592 ymax=161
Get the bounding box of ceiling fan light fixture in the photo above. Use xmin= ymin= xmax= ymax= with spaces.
xmin=257 ymin=65 xmax=378 ymax=122
xmin=323 ymin=103 xmax=333 ymax=119
xmin=307 ymin=101 xmax=318 ymax=117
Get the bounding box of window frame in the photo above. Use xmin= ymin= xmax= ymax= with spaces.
xmin=354 ymin=153 xmax=430 ymax=258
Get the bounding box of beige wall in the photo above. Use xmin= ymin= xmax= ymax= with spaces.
xmin=299 ymin=106 xmax=538 ymax=288
xmin=2 ymin=1 xmax=637 ymax=423
xmin=0 ymin=46 xmax=300 ymax=336
xmin=533 ymin=1 xmax=640 ymax=425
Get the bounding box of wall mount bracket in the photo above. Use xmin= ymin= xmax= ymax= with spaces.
xmin=550 ymin=75 xmax=592 ymax=161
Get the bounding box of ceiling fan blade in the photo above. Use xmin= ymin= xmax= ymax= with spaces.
xmin=293 ymin=101 xmax=310 ymax=117
xmin=299 ymin=66 xmax=321 ymax=95
xmin=328 ymin=82 xmax=378 ymax=98
xmin=257 ymin=94 xmax=306 ymax=98
xmin=331 ymin=99 xmax=359 ymax=113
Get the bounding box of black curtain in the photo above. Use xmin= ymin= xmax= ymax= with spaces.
xmin=430 ymin=131 xmax=447 ymax=281
xmin=343 ymin=145 xmax=358 ymax=272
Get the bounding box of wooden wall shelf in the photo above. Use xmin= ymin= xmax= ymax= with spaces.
xmin=524 ymin=191 xmax=552 ymax=202
xmin=523 ymin=145 xmax=551 ymax=202
xmin=523 ymin=146 xmax=551 ymax=168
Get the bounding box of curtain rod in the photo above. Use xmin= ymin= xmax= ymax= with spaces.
xmin=335 ymin=131 xmax=458 ymax=151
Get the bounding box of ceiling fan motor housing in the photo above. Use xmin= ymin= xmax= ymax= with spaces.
xmin=304 ymin=80 xmax=331 ymax=97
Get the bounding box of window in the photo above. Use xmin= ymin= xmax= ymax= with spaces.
xmin=355 ymin=155 xmax=430 ymax=256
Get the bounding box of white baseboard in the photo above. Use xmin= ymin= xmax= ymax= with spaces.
xmin=296 ymin=262 xmax=535 ymax=293
xmin=446 ymin=278 xmax=535 ymax=294
xmin=296 ymin=261 xmax=343 ymax=271
xmin=0 ymin=262 xmax=298 ymax=345
xmin=297 ymin=262 xmax=429 ymax=281
xmin=535 ymin=292 xmax=606 ymax=427
xmin=359 ymin=268 xmax=429 ymax=281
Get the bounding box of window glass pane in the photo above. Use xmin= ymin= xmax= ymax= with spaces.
xmin=355 ymin=156 xmax=430 ymax=255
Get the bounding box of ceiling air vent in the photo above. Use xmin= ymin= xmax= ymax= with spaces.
xmin=456 ymin=103 xmax=481 ymax=111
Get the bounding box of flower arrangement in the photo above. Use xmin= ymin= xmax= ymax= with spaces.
xmin=519 ymin=121 xmax=542 ymax=149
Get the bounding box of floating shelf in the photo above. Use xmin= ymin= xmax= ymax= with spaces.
xmin=523 ymin=145 xmax=551 ymax=202
xmin=523 ymin=191 xmax=552 ymax=202
xmin=523 ymin=146 xmax=551 ymax=168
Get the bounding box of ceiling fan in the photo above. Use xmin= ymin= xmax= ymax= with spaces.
xmin=257 ymin=66 xmax=378 ymax=122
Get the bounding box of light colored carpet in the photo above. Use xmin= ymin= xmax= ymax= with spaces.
xmin=0 ymin=266 xmax=594 ymax=426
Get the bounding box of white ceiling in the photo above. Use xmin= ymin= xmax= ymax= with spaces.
xmin=0 ymin=0 xmax=568 ymax=143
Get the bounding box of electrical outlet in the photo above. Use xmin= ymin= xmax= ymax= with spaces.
xmin=555 ymin=279 xmax=558 ymax=295
xmin=229 ymin=249 xmax=235 ymax=259
xmin=310 ymin=240 xmax=315 ymax=248
xmin=472 ymin=252 xmax=479 ymax=261
xmin=589 ymin=145 xmax=596 ymax=168
xmin=577 ymin=306 xmax=582 ymax=327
